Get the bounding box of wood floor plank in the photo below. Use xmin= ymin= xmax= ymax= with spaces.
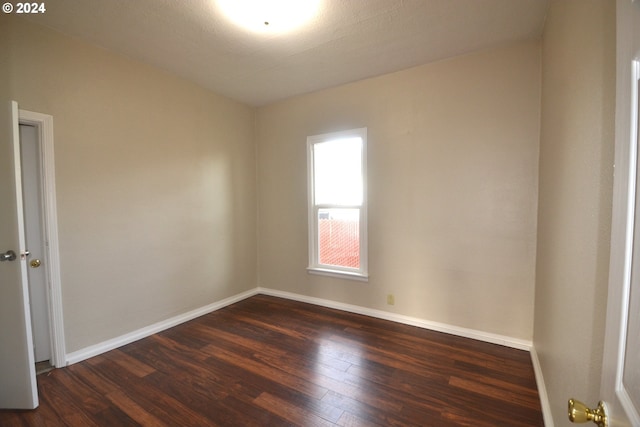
xmin=108 ymin=349 xmax=157 ymax=378
xmin=253 ymin=392 xmax=336 ymax=427
xmin=94 ymin=357 xmax=218 ymax=427
xmin=37 ymin=376 xmax=103 ymax=427
xmin=449 ymin=373 xmax=540 ymax=408
xmin=202 ymin=342 xmax=330 ymax=400
xmin=104 ymin=390 xmax=168 ymax=427
xmin=336 ymin=410 xmax=380 ymax=427
xmin=0 ymin=295 xmax=544 ymax=426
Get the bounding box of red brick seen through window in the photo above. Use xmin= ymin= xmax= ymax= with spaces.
xmin=318 ymin=217 xmax=359 ymax=268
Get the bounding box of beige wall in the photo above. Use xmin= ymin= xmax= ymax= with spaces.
xmin=2 ymin=16 xmax=257 ymax=353
xmin=0 ymin=19 xmax=8 ymax=100
xmin=257 ymin=42 xmax=541 ymax=341
xmin=534 ymin=0 xmax=615 ymax=424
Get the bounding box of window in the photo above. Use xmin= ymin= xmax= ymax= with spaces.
xmin=307 ymin=128 xmax=367 ymax=280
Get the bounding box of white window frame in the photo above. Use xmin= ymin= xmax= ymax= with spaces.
xmin=307 ymin=127 xmax=368 ymax=281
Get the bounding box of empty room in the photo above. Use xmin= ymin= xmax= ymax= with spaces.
xmin=1 ymin=0 xmax=633 ymax=425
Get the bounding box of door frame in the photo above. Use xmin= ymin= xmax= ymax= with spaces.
xmin=18 ymin=109 xmax=66 ymax=368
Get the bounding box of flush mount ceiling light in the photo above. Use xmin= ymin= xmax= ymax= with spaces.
xmin=217 ymin=0 xmax=321 ymax=34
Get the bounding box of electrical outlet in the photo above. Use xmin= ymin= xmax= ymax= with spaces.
xmin=387 ymin=294 xmax=395 ymax=305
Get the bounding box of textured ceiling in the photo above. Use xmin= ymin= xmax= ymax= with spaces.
xmin=27 ymin=0 xmax=549 ymax=106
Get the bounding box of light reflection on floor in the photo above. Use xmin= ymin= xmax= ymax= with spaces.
xmin=311 ymin=331 xmax=367 ymax=418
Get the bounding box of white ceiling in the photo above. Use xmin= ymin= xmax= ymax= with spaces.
xmin=27 ymin=0 xmax=549 ymax=106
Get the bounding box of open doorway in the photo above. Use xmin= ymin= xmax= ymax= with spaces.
xmin=19 ymin=123 xmax=52 ymax=374
xmin=18 ymin=109 xmax=66 ymax=370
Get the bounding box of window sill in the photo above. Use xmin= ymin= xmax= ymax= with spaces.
xmin=307 ymin=267 xmax=369 ymax=282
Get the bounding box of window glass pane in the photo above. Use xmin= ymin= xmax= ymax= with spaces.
xmin=318 ymin=208 xmax=359 ymax=268
xmin=314 ymin=138 xmax=362 ymax=205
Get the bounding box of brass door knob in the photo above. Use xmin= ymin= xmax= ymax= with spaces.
xmin=29 ymin=259 xmax=41 ymax=268
xmin=568 ymin=399 xmax=607 ymax=427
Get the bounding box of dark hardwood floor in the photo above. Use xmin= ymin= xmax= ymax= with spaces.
xmin=0 ymin=295 xmax=544 ymax=426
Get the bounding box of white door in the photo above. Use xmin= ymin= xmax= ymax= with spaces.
xmin=600 ymin=1 xmax=640 ymax=425
xmin=19 ymin=124 xmax=51 ymax=363
xmin=0 ymin=100 xmax=38 ymax=409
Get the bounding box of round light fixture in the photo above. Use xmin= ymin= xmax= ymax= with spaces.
xmin=217 ymin=0 xmax=321 ymax=34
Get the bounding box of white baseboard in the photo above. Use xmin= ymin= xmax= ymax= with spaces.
xmin=65 ymin=285 xmax=546 ymax=420
xmin=65 ymin=288 xmax=259 ymax=365
xmin=258 ymin=287 xmax=533 ymax=351
xmin=530 ymin=346 xmax=554 ymax=427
